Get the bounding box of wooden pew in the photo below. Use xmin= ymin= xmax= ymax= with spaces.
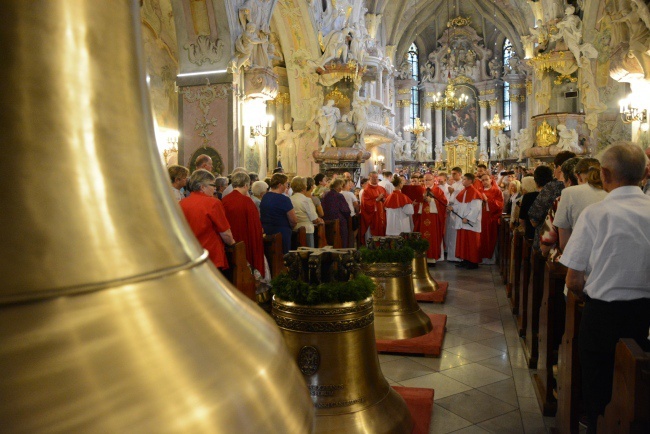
xmin=314 ymin=222 xmax=327 ymax=248
xmin=533 ymin=261 xmax=567 ymax=416
xmin=597 ymin=339 xmax=650 ymax=434
xmin=347 ymin=215 xmax=355 ymax=249
xmin=524 ymin=248 xmax=547 ymax=368
xmin=500 ymin=216 xmax=511 ymax=283
xmin=291 ymin=226 xmax=307 ymax=250
xmin=508 ymin=229 xmax=523 ymax=314
xmin=551 ymin=292 xmax=584 ymax=434
xmin=324 ymin=219 xmax=342 ymax=248
xmin=224 ymin=241 xmax=256 ymax=300
xmin=263 ymin=233 xmax=286 ymax=279
xmin=518 ymin=237 xmax=532 ymax=337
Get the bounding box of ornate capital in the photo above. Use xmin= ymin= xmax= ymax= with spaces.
xmin=478 ymin=100 xmax=489 ymax=108
xmin=396 ymin=99 xmax=411 ymax=108
xmin=424 ymin=101 xmax=435 ymax=109
xmin=397 ymin=88 xmax=411 ymax=95
xmin=526 ymin=81 xmax=532 ymax=95
xmin=511 ymin=94 xmax=526 ymax=103
xmin=488 ymin=99 xmax=498 ymax=107
xmin=479 ymin=89 xmax=496 ymax=96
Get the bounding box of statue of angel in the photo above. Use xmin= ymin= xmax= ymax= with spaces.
xmin=556 ymin=124 xmax=581 ymax=153
xmin=351 ymin=95 xmax=370 ymax=148
xmin=495 ymin=131 xmax=511 ymax=159
xmin=413 ymin=133 xmax=431 ymax=162
xmin=316 ymin=100 xmax=341 ymax=152
xmin=517 ymin=127 xmax=533 ymax=161
xmin=393 ymin=132 xmax=409 ymax=160
xmin=420 ymin=62 xmax=435 ymax=82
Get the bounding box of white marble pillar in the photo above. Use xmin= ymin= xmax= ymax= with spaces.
xmin=489 ymin=100 xmax=498 ymax=159
xmin=435 ymin=108 xmax=443 ymax=160
xmin=376 ymin=69 xmax=383 ymax=102
xmin=421 ymin=105 xmax=432 ymax=160
xmin=510 ymin=96 xmax=520 ymax=134
xmin=267 ymin=101 xmax=277 ymax=171
xmin=479 ymin=100 xmax=488 ymax=153
xmin=384 ymin=75 xmax=390 ymax=106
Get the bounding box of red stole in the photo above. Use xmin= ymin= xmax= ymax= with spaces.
xmin=222 ymin=190 xmax=266 ymax=277
xmin=457 ymin=184 xmax=482 ymax=203
xmin=417 ymin=185 xmax=448 ymax=259
xmin=360 ymin=183 xmax=387 ymax=237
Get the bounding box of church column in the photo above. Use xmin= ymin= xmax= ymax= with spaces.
xmin=479 ymin=99 xmax=489 ymax=155
xmin=435 ymin=107 xmax=443 ymax=160
xmin=420 ymin=84 xmax=435 ymax=160
xmin=489 ymin=99 xmax=498 ymax=159
xmin=267 ymin=99 xmax=277 ymax=171
xmin=376 ymin=68 xmax=383 ymax=102
xmin=395 ymin=78 xmax=416 ymax=131
xmin=384 ymin=72 xmax=390 ymax=106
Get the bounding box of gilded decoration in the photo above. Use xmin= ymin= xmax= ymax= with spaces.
xmin=396 ymin=100 xmax=411 ymax=108
xmin=529 ymin=50 xmax=576 ymax=75
xmin=444 ymin=135 xmax=477 ymax=174
xmin=324 ymin=88 xmax=350 ymax=109
xmin=510 ymin=83 xmax=526 ymax=89
xmin=478 ymin=100 xmax=489 ymax=108
xmin=526 ymin=81 xmax=532 ymax=95
xmin=511 ymin=94 xmax=526 ymax=103
xmin=424 ymin=101 xmax=435 ymax=109
xmin=488 ymin=99 xmax=497 ymax=107
xmin=425 ymin=92 xmax=437 ymax=98
xmin=397 ymin=88 xmax=411 ymax=95
xmin=536 ymin=120 xmax=557 ymax=147
xmin=479 ymin=89 xmax=495 ymax=96
xmin=553 ymin=74 xmax=577 ymax=85
xmin=447 ymin=16 xmax=471 ymax=28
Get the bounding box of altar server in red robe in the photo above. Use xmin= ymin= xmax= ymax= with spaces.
xmin=418 ymin=173 xmax=448 ymax=263
xmin=385 ymin=175 xmax=414 ymax=235
xmin=478 ymin=173 xmax=504 ymax=264
xmin=360 ymin=171 xmax=387 ymax=241
xmin=473 ymin=163 xmax=498 ymax=190
xmin=222 ymin=172 xmax=266 ymax=278
xmin=451 ymin=173 xmax=483 ymax=269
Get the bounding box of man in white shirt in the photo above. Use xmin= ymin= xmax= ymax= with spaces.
xmin=445 ymin=167 xmax=465 ymax=261
xmin=561 ymin=143 xmax=650 ymax=434
xmin=379 ymin=170 xmax=395 ymax=195
xmin=341 ymin=179 xmax=359 ymax=216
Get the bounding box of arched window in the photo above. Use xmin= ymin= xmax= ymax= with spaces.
xmin=407 ymin=43 xmax=420 ymax=127
xmin=502 ymin=39 xmax=513 ymax=132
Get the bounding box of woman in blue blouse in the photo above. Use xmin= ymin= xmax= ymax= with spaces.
xmin=260 ymin=173 xmax=297 ymax=253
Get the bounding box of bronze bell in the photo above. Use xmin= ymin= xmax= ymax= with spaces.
xmin=0 ymin=1 xmax=313 ymax=432
xmin=362 ymin=237 xmax=432 ymax=340
xmin=401 ymin=232 xmax=441 ymax=293
xmin=273 ymin=248 xmax=412 ymax=433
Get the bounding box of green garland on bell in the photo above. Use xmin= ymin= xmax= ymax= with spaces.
xmin=404 ymin=238 xmax=429 ymax=254
xmin=271 ymin=273 xmax=375 ymax=305
xmin=359 ymin=246 xmax=415 ymax=264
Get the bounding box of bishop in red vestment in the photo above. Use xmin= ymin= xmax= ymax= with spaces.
xmin=452 ymin=173 xmax=483 ymax=268
xmin=222 ymin=183 xmax=266 ymax=278
xmin=360 ymin=172 xmax=387 ymax=240
xmin=478 ymin=173 xmax=504 ymax=263
xmin=412 ymin=173 xmax=448 ymax=262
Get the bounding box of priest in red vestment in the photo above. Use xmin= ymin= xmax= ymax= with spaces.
xmin=451 ymin=173 xmax=483 ymax=269
xmin=413 ymin=173 xmax=448 ymax=263
xmin=221 ymin=172 xmax=266 ymax=278
xmin=478 ymin=173 xmax=504 ymax=263
xmin=384 ymin=175 xmax=414 ymax=236
xmin=360 ymin=171 xmax=387 ymax=241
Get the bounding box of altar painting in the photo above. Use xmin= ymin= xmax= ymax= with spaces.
xmin=444 ymin=86 xmax=478 ymax=140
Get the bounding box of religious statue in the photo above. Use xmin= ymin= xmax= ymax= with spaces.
xmin=275 ymin=123 xmax=298 ymax=174
xmin=495 ymin=131 xmax=511 ymax=160
xmin=314 ymin=26 xmax=352 ymax=68
xmin=413 ymin=133 xmax=430 ymax=162
xmin=612 ymin=0 xmax=650 ymax=78
xmin=393 ymin=132 xmax=409 ymax=160
xmin=231 ymin=23 xmax=270 ymax=70
xmin=504 ymin=52 xmax=525 ymax=75
xmin=556 ymin=124 xmax=581 ymax=153
xmin=488 ymin=58 xmax=502 ymax=79
xmin=238 ymin=0 xmax=272 ymax=34
xmin=268 ymin=32 xmax=284 ymax=66
xmin=316 ymin=100 xmax=341 ymax=152
xmin=350 ymin=95 xmax=370 ymax=148
xmin=396 ymin=55 xmax=411 ymax=79
xmin=348 ymin=22 xmax=367 ymax=64
xmin=420 ymin=62 xmax=435 ymax=82
xmin=541 ymin=0 xmax=564 ymax=22
xmin=550 ymin=6 xmax=589 ymax=62
xmin=517 ymin=127 xmax=533 ymax=161
xmin=522 ymin=20 xmax=550 ymax=54
xmin=434 ymin=141 xmax=443 ymax=162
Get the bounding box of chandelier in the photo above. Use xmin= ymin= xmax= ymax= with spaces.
xmin=403 ymin=117 xmax=430 ymax=135
xmin=483 ymin=113 xmax=510 ymax=132
xmin=619 ymin=96 xmax=648 ymax=124
xmin=432 ymin=83 xmax=469 ymax=111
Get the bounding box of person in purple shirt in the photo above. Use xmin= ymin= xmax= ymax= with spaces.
xmin=321 ymin=179 xmax=351 ymax=248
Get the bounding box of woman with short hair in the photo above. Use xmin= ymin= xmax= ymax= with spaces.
xmin=290 ymin=176 xmax=323 ymax=247
xmin=260 ymin=173 xmax=297 ymax=254
xmin=168 ymin=165 xmax=189 ymax=201
xmin=180 ymin=169 xmax=235 ymax=270
xmin=251 ymin=180 xmax=268 ymax=213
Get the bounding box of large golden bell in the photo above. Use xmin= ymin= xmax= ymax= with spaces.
xmin=0 ymin=1 xmax=313 ymax=432
xmin=272 ymin=297 xmax=413 ymax=434
xmin=412 ymin=252 xmax=441 ymax=293
xmin=361 ymin=263 xmax=433 ymax=340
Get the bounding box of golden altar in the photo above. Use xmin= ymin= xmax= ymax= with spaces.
xmin=444 ymin=136 xmax=478 ymax=174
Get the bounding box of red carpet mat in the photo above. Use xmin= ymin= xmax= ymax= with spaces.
xmin=393 ymin=386 xmax=435 ymax=434
xmin=376 ymin=314 xmax=447 ymax=357
xmin=415 ymin=281 xmax=448 ymax=303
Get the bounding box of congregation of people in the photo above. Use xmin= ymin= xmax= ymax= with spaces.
xmin=169 ymin=143 xmax=650 ymax=433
